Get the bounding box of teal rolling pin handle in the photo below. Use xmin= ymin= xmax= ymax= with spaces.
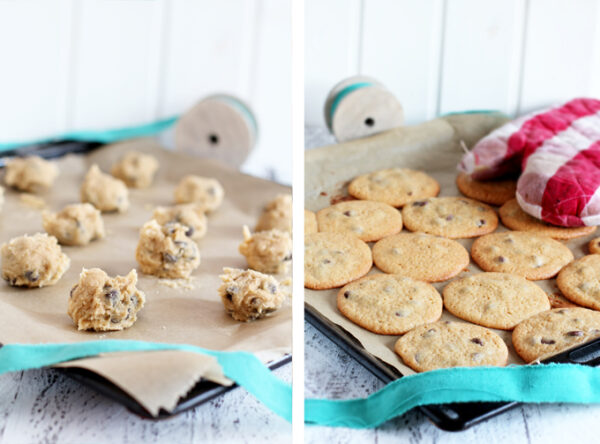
xmin=440 ymin=109 xmax=507 ymax=118
xmin=0 ymin=116 xmax=178 ymax=153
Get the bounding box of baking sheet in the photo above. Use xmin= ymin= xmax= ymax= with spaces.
xmin=305 ymin=113 xmax=596 ymax=376
xmin=0 ymin=138 xmax=291 ymax=415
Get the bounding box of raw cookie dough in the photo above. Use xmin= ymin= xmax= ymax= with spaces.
xmin=395 ymin=321 xmax=508 ymax=372
xmin=304 ymin=232 xmax=372 ymax=290
xmin=174 ymin=175 xmax=224 ymax=212
xmin=67 ymin=268 xmax=146 ymax=331
xmin=456 ymin=172 xmax=516 ymax=206
xmin=316 ymin=200 xmax=402 ymax=242
xmin=305 ymin=209 xmax=318 ymax=235
xmin=153 ymin=204 xmax=207 ymax=242
xmin=442 ymin=272 xmax=550 ymax=330
xmin=42 ymin=203 xmax=105 ymax=246
xmin=348 ymin=168 xmax=440 ymax=207
xmin=1 ymin=233 xmax=70 ymax=287
xmin=238 ymin=226 xmax=292 ymax=274
xmin=471 ymin=231 xmax=574 ymax=280
xmin=4 ymin=156 xmax=59 ymax=192
xmin=111 ymin=151 xmax=159 ymax=188
xmin=256 ymin=194 xmax=292 ymax=233
xmin=401 ymin=197 xmax=498 ymax=238
xmin=499 ymin=199 xmax=597 ymax=240
xmin=337 ymin=273 xmax=443 ymax=335
xmin=135 ymin=220 xmax=200 ymax=279
xmin=81 ymin=164 xmax=129 ymax=213
xmin=0 ymin=186 xmax=4 ymax=211
xmin=372 ymin=232 xmax=469 ymax=282
xmin=512 ymin=307 xmax=600 ymax=362
xmin=219 ymin=267 xmax=285 ymax=322
xmin=557 ymin=254 xmax=600 ymax=310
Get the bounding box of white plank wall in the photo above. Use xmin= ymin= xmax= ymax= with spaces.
xmin=71 ymin=0 xmax=166 ymax=129
xmin=519 ymin=0 xmax=600 ymax=114
xmin=438 ymin=0 xmax=526 ymax=117
xmin=361 ymin=0 xmax=444 ymax=124
xmin=243 ymin=0 xmax=292 ymax=181
xmin=305 ymin=0 xmax=600 ymax=126
xmin=160 ymin=0 xmax=254 ymax=117
xmin=0 ymin=0 xmax=291 ymax=184
xmin=0 ymin=0 xmax=73 ymax=136
xmin=304 ymin=0 xmax=363 ymax=125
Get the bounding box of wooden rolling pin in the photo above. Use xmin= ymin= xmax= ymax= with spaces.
xmin=324 ymin=75 xmax=404 ymax=142
xmin=306 ymin=113 xmax=509 ymax=211
xmin=174 ymin=94 xmax=257 ymax=168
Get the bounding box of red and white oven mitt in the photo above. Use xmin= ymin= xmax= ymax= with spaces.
xmin=458 ymin=98 xmax=600 ymax=227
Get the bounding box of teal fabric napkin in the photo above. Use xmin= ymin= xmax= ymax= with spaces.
xmin=2 ymin=341 xmax=600 ymax=428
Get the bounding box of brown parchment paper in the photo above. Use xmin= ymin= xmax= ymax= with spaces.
xmin=0 ymin=138 xmax=291 ymax=415
xmin=305 ymin=113 xmax=597 ymax=376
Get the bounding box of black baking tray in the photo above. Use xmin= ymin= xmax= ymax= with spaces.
xmin=1 ymin=140 xmax=292 ymax=419
xmin=59 ymin=354 xmax=291 ymax=419
xmin=0 ymin=139 xmax=103 ymax=166
xmin=306 ymin=304 xmax=600 ymax=431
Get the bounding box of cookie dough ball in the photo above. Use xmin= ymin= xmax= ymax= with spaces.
xmin=255 ymin=194 xmax=292 ymax=233
xmin=111 ymin=151 xmax=159 ymax=189
xmin=42 ymin=203 xmax=105 ymax=246
xmin=239 ymin=226 xmax=292 ymax=274
xmin=81 ymin=164 xmax=129 ymax=213
xmin=153 ymin=204 xmax=207 ymax=242
xmin=1 ymin=233 xmax=70 ymax=287
xmin=219 ymin=267 xmax=285 ymax=322
xmin=67 ymin=268 xmax=146 ymax=331
xmin=174 ymin=175 xmax=224 ymax=212
xmin=4 ymin=156 xmax=58 ymax=192
xmin=135 ymin=220 xmax=200 ymax=278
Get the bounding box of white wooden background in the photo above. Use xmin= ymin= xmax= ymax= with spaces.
xmin=305 ymin=0 xmax=600 ymax=126
xmin=0 ymin=0 xmax=291 ymax=184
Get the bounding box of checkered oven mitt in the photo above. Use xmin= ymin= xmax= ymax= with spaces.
xmin=458 ymin=98 xmax=600 ymax=227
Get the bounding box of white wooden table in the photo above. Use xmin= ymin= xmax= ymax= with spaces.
xmin=0 ymin=364 xmax=290 ymax=444
xmin=304 ymin=322 xmax=600 ymax=444
xmin=304 ymin=125 xmax=600 ymax=444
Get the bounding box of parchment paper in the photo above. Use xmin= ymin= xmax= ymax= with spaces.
xmin=305 ymin=113 xmax=596 ymax=376
xmin=0 ymin=138 xmax=291 ymax=415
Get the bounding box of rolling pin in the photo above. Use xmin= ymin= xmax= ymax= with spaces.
xmin=324 ymin=76 xmax=404 ymax=142
xmin=174 ymin=94 xmax=257 ymax=168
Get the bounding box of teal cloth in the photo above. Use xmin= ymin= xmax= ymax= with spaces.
xmin=2 ymin=341 xmax=600 ymax=427
xmin=0 ymin=116 xmax=178 ymax=152
xmin=0 ymin=341 xmax=291 ymax=422
xmin=305 ymin=363 xmax=600 ymax=428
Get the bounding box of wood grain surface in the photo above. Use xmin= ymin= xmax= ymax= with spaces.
xmin=0 ymin=364 xmax=290 ymax=444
